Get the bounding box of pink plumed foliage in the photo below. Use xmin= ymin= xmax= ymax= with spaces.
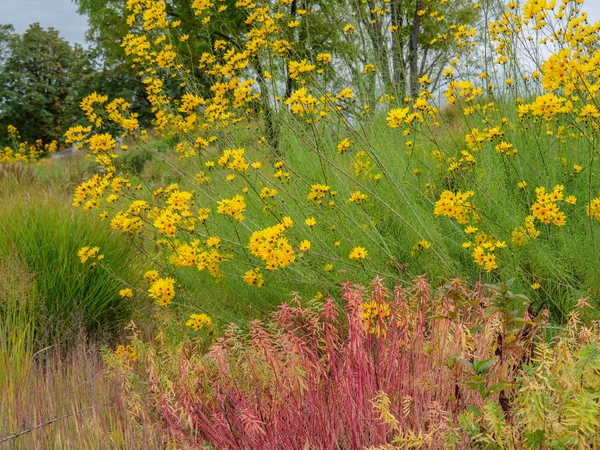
xmin=141 ymin=277 xmax=535 ymax=449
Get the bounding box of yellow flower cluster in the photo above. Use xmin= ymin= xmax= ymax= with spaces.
xmin=243 ymin=267 xmax=265 ymax=287
xmin=386 ymin=107 xmax=409 ymax=128
xmin=248 ymin=220 xmax=296 ymax=270
xmin=530 ymin=185 xmax=567 ymax=226
xmin=218 ymin=148 xmax=249 ymax=172
xmin=307 ymin=184 xmax=332 ymax=205
xmin=347 ymin=191 xmax=368 ymax=205
xmin=361 ymin=301 xmax=391 ymax=337
xmin=337 ymin=138 xmax=351 ymax=153
xmin=80 ymin=92 xmax=108 ymax=127
xmin=148 ymin=277 xmax=176 ymax=307
xmin=467 ymin=231 xmax=506 ymax=272
xmin=112 ymin=211 xmax=144 ymax=234
xmin=77 ymin=246 xmax=104 ymax=264
xmin=288 ymin=59 xmax=315 ymax=81
xmin=434 ymin=190 xmax=476 ymax=224
xmin=1 ymin=125 xmax=57 ymax=164
xmin=217 ymin=195 xmax=246 ymax=221
xmin=411 ymin=239 xmax=432 ymax=256
xmin=586 ymin=198 xmax=600 ymax=222
xmin=186 ymin=313 xmax=212 ymax=330
xmin=511 ymin=216 xmax=541 ymax=247
xmin=119 ymin=288 xmax=134 ymax=298
xmin=169 ymin=240 xmax=231 ymax=279
xmin=114 ymin=344 xmax=138 ymax=362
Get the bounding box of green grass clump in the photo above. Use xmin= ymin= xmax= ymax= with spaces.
xmin=0 ymin=187 xmax=138 ymax=344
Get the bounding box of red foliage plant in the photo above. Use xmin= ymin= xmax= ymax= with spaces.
xmin=133 ymin=277 xmax=535 ymax=449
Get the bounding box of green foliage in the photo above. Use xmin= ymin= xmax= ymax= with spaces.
xmin=116 ymin=146 xmax=154 ymax=175
xmin=0 ymin=24 xmax=95 ymax=146
xmin=459 ymin=307 xmax=600 ymax=449
xmin=0 ymin=255 xmax=36 ymax=403
xmin=0 ymin=189 xmax=138 ymax=344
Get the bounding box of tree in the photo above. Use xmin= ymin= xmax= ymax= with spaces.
xmin=349 ymin=0 xmax=480 ymax=97
xmin=0 ymin=24 xmax=94 ymax=146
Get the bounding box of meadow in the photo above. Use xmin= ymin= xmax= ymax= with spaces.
xmin=2 ymin=0 xmax=600 ymax=448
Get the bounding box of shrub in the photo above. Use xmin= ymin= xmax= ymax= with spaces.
xmin=116 ymin=145 xmax=153 ymax=175
xmin=458 ymin=304 xmax=600 ymax=450
xmin=106 ymin=277 xmax=557 ymax=449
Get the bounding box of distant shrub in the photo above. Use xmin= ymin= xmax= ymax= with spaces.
xmin=116 ymin=147 xmax=153 ymax=175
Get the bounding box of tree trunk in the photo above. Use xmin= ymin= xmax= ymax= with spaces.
xmin=390 ymin=0 xmax=406 ymax=98
xmin=284 ymin=0 xmax=298 ymax=100
xmin=254 ymin=57 xmax=280 ymax=154
xmin=409 ymin=0 xmax=422 ymax=97
xmin=363 ymin=0 xmax=392 ymax=95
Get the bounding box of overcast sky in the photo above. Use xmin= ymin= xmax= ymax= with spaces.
xmin=1 ymin=0 xmax=600 ymax=48
xmin=1 ymin=0 xmax=89 ymax=46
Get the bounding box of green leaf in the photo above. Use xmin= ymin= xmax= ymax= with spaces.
xmin=525 ymin=429 xmax=545 ymax=448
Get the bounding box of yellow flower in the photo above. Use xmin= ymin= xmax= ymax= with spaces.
xmin=337 ymin=138 xmax=351 ymax=153
xmin=347 ymin=191 xmax=368 ymax=205
xmin=78 ymin=246 xmax=104 ymax=264
xmin=248 ymin=222 xmax=295 ymax=270
xmin=143 ymin=270 xmax=160 ymax=283
xmin=119 ymin=288 xmax=133 ymax=298
xmin=349 ymin=247 xmax=367 ymax=261
xmin=114 ymin=344 xmax=137 ymax=362
xmin=587 ymin=199 xmax=600 ymax=222
xmin=243 ymin=267 xmax=264 ymax=287
xmin=299 ymin=240 xmax=311 ymax=251
xmin=361 ymin=301 xmax=390 ymax=337
xmin=305 ymin=217 xmax=316 ymax=227
xmin=216 ymin=195 xmax=246 ymax=221
xmin=206 ymin=236 xmax=221 ymax=248
xmin=386 ymin=107 xmax=409 ymax=128
xmin=565 ymin=195 xmax=577 ymax=205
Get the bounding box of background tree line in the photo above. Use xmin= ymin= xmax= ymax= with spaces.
xmin=1 ymin=0 xmax=479 ymax=148
xmin=0 ymin=22 xmax=151 ymax=148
